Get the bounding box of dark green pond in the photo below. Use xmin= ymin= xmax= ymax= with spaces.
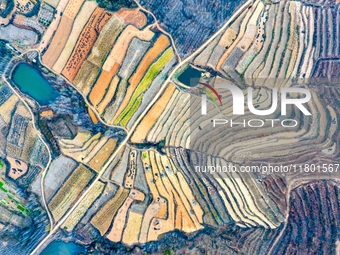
xmin=177 ymin=65 xmax=202 ymax=87
xmin=41 ymin=240 xmax=85 ymax=255
xmin=12 ymin=63 xmax=59 ymax=105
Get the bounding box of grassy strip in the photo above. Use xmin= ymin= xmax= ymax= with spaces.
xmin=115 ymin=47 xmax=174 ymax=126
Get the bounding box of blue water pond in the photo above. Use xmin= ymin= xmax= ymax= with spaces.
xmin=12 ymin=63 xmax=59 ymax=105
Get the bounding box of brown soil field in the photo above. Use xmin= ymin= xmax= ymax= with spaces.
xmin=175 ymin=197 xmax=196 ymax=232
xmin=139 ymin=200 xmax=165 ymax=243
xmin=97 ymin=75 xmax=120 ymax=114
xmin=122 ymin=211 xmax=143 ymax=245
xmin=95 ymin=12 xmax=113 ymax=32
xmin=139 ymin=151 xmax=167 ymax=243
xmin=147 ymin=184 xmax=175 ymax=242
xmin=7 ymin=156 xmax=28 ymax=180
xmin=89 ymin=70 xmax=112 ymax=106
xmin=148 ymin=205 xmax=175 ymax=242
xmin=88 ymin=107 xmax=98 ymax=124
xmin=176 ymin=171 xmax=204 ymax=222
xmin=38 ymin=0 xmax=69 ymax=52
xmin=91 ymin=187 xmax=129 ymax=235
xmin=61 ymin=7 xmax=105 ymax=81
xmin=110 ymin=34 xmax=170 ymax=122
xmin=116 ymin=8 xmax=147 ymax=29
xmin=42 ymin=17 xmax=73 ymax=68
xmin=131 ymin=83 xmax=175 ymax=143
xmin=42 ymin=0 xmax=86 ymax=67
xmin=89 ymin=62 xmax=120 ymax=107
xmin=63 ymin=0 xmax=85 ymax=19
xmin=106 ymin=196 xmax=134 ymax=242
xmin=52 ymin=1 xmax=97 ymax=73
xmin=144 ymin=151 xmax=203 ymax=241
xmin=107 ymin=189 xmax=144 ymax=242
xmin=88 ymin=138 xmax=117 ymax=172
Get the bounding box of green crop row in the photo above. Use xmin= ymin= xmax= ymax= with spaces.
xmin=115 ymin=47 xmax=174 ymax=126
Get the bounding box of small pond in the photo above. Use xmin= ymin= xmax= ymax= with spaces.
xmin=177 ymin=65 xmax=202 ymax=87
xmin=12 ymin=63 xmax=59 ymax=105
xmin=41 ymin=240 xmax=85 ymax=255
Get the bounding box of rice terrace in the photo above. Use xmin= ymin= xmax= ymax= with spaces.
xmin=0 ymin=0 xmax=339 ymax=254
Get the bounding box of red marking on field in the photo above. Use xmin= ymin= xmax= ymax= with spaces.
xmin=199 ymin=82 xmax=222 ymax=105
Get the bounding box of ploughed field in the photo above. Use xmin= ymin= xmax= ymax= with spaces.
xmin=38 ymin=0 xmax=340 ymax=252
xmin=42 ymin=4 xmax=177 ymax=129
xmin=126 ymin=0 xmax=340 ymax=249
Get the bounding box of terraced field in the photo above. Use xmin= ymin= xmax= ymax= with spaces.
xmin=52 ymin=1 xmax=98 ymax=73
xmin=48 ymin=164 xmax=95 ymax=222
xmin=87 ymin=149 xmax=203 ymax=245
xmin=19 ymin=0 xmax=340 ymax=252
xmin=61 ymin=7 xmax=105 ymax=82
xmin=42 ymin=0 xmax=85 ymax=67
xmin=61 ymin=180 xmax=105 ymax=231
xmin=123 ymin=0 xmax=340 ymax=248
xmin=114 ymin=47 xmax=174 ymax=126
xmin=131 ymin=79 xmax=336 ymax=230
xmin=271 ymin=180 xmax=340 ymax=254
xmin=42 ymin=3 xmax=178 ymax=130
xmin=88 ymin=138 xmax=117 ymax=172
xmin=91 ymin=186 xmax=130 ymax=235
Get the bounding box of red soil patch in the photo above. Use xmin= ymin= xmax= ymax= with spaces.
xmin=89 ymin=62 xmax=120 ymax=107
xmin=116 ymin=8 xmax=147 ymax=29
xmin=95 ymin=11 xmax=113 ymax=32
xmin=88 ymin=107 xmax=98 ymax=124
xmin=61 ymin=8 xmax=106 ymax=81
